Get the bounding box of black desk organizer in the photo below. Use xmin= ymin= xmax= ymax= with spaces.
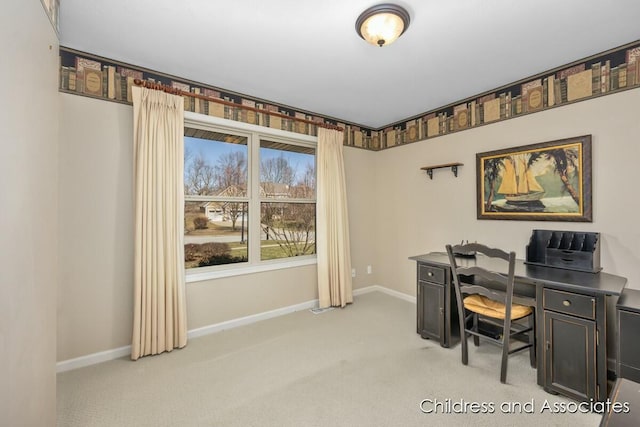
xmin=525 ymin=229 xmax=601 ymax=273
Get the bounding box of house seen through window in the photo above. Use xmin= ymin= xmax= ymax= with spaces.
xmin=184 ymin=126 xmax=316 ymax=271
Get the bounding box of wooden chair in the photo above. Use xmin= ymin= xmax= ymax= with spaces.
xmin=445 ymin=242 xmax=536 ymax=383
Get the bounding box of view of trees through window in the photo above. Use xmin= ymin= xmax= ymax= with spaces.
xmin=184 ymin=128 xmax=316 ymax=270
xmin=259 ymin=140 xmax=316 ymax=261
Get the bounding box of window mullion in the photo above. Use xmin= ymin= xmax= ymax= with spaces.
xmin=248 ymin=131 xmax=261 ymax=264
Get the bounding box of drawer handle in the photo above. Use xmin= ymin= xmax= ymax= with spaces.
xmin=562 ymin=300 xmax=571 ymax=307
xmin=428 ymin=272 xmax=434 ymax=277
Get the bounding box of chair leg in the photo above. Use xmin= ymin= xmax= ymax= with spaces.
xmin=500 ymin=313 xmax=514 ymax=384
xmin=461 ymin=332 xmax=469 ymax=365
xmin=460 ymin=311 xmax=469 ymax=366
xmin=528 ymin=313 xmax=536 ymax=368
xmin=472 ymin=313 xmax=480 ymax=347
xmin=500 ymin=335 xmax=509 ymax=383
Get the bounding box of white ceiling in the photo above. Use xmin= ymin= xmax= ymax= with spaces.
xmin=59 ymin=0 xmax=640 ymax=129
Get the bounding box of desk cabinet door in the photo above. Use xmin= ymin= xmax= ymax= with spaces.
xmin=417 ymin=280 xmax=444 ymax=345
xmin=619 ymin=310 xmax=640 ymax=382
xmin=544 ymin=310 xmax=597 ymax=401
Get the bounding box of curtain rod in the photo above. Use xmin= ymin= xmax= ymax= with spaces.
xmin=133 ymin=79 xmax=344 ymax=132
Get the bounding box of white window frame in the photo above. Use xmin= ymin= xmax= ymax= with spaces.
xmin=184 ymin=111 xmax=317 ymax=283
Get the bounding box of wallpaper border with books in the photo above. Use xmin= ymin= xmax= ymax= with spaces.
xmin=59 ymin=47 xmax=362 ymax=144
xmin=59 ymin=40 xmax=640 ymax=151
xmin=380 ymin=40 xmax=640 ymax=150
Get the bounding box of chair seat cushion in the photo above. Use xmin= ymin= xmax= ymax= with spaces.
xmin=463 ymin=295 xmax=532 ymax=320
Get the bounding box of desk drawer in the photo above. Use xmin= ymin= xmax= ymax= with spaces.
xmin=419 ymin=264 xmax=446 ymax=284
xmin=543 ymin=288 xmax=595 ymax=320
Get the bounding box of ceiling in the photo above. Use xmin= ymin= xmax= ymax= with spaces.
xmin=59 ymin=0 xmax=640 ymax=129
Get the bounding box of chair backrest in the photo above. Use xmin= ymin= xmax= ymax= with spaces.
xmin=445 ymin=242 xmax=517 ymax=313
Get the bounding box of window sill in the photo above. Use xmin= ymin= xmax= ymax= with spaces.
xmin=185 ymin=257 xmax=317 ymax=283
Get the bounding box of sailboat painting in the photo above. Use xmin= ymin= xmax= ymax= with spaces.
xmin=476 ymin=135 xmax=592 ymax=222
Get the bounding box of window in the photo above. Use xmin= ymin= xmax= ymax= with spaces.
xmin=260 ymin=139 xmax=316 ymax=260
xmin=184 ymin=128 xmax=249 ymax=269
xmin=184 ymin=119 xmax=316 ymax=277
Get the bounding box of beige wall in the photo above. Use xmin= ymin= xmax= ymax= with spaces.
xmin=58 ymin=95 xmax=383 ymax=360
xmin=57 ymin=73 xmax=640 ymax=363
xmin=187 ymin=266 xmax=317 ymax=329
xmin=343 ymin=147 xmax=379 ymax=288
xmin=0 ymin=1 xmax=59 ymax=424
xmin=57 ymin=95 xmax=135 ymax=361
xmin=374 ymin=88 xmax=640 ymax=297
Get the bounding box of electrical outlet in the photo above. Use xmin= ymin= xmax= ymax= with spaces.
xmin=352 ymin=268 xmax=356 ymax=277
xmin=367 ymin=265 xmax=372 ymax=274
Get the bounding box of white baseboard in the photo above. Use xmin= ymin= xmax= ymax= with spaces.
xmin=56 ymin=345 xmax=132 ymax=373
xmin=354 ymin=285 xmax=416 ymax=303
xmin=56 ymin=285 xmax=414 ymax=373
xmin=186 ymin=298 xmax=318 ymax=339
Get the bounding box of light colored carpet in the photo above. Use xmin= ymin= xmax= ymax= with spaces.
xmin=57 ymin=291 xmax=601 ymax=426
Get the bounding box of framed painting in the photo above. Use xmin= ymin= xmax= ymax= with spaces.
xmin=477 ymin=135 xmax=592 ymax=221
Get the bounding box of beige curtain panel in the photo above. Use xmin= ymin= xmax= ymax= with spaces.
xmin=316 ymin=128 xmax=353 ymax=308
xmin=131 ymin=86 xmax=187 ymax=360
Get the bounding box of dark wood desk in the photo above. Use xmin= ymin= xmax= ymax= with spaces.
xmin=599 ymin=378 xmax=640 ymax=426
xmin=616 ymin=289 xmax=640 ymax=382
xmin=409 ymin=252 xmax=627 ymax=403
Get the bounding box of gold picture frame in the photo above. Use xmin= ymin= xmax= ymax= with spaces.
xmin=477 ymin=135 xmax=592 ymax=221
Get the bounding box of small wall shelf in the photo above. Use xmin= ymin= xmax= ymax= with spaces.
xmin=421 ymin=162 xmax=463 ymax=179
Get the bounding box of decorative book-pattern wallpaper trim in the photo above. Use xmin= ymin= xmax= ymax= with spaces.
xmin=60 ymin=41 xmax=640 ymax=151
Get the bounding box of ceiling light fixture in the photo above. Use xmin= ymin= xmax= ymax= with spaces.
xmin=355 ymin=3 xmax=410 ymax=47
